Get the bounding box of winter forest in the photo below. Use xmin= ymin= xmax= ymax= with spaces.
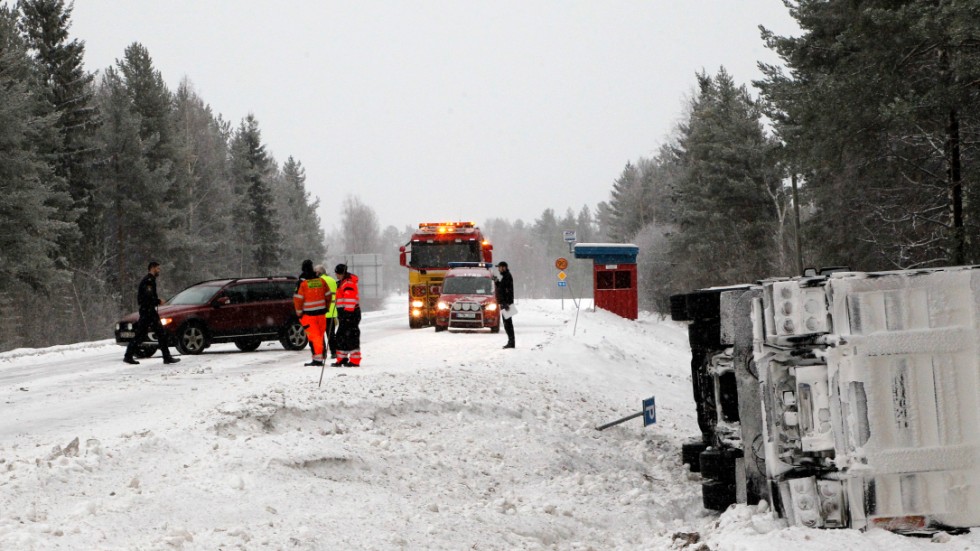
xmin=2 ymin=1 xmax=979 ymax=352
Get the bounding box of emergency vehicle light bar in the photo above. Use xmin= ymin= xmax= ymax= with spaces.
xmin=447 ymin=262 xmax=493 ymax=269
xmin=418 ymin=221 xmax=475 ymax=229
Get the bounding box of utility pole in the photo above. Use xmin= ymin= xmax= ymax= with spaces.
xmin=792 ymin=173 xmax=803 ymax=276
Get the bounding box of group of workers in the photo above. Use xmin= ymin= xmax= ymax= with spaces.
xmin=294 ymin=259 xmax=361 ymax=367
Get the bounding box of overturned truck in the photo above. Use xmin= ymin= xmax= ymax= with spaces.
xmin=671 ymin=266 xmax=980 ymax=532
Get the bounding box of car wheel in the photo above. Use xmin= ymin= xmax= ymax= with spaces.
xmin=279 ymin=320 xmax=308 ymax=350
xmin=490 ymin=325 xmax=500 ymax=334
xmin=135 ymin=346 xmax=158 ymax=359
xmin=176 ymin=322 xmax=208 ymax=355
xmin=434 ymin=324 xmax=446 ymax=332
xmin=235 ymin=338 xmax=261 ymax=352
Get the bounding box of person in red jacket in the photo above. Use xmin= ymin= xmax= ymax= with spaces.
xmin=332 ymin=263 xmax=361 ymax=366
xmin=293 ymin=259 xmax=329 ymax=367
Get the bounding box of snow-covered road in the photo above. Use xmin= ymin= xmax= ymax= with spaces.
xmin=0 ymin=298 xmax=976 ymax=550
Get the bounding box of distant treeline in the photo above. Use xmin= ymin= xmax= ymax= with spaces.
xmin=0 ymin=2 xmax=325 ymax=350
xmin=3 ymin=1 xmax=979 ymax=350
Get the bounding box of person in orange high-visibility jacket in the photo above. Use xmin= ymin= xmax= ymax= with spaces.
xmin=293 ymin=259 xmax=330 ymax=367
xmin=332 ymin=263 xmax=361 ymax=367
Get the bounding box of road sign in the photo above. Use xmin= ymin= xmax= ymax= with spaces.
xmin=555 ymin=257 xmax=568 ymax=270
xmin=642 ymin=396 xmax=657 ymax=426
xmin=557 ymin=271 xmax=567 ymax=281
xmin=557 ymin=281 xmax=567 ymax=287
xmin=563 ymin=230 xmax=576 ymax=243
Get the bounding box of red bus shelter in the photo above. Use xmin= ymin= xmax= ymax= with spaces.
xmin=573 ymin=243 xmax=639 ymax=320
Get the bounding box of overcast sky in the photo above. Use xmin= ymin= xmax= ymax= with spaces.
xmin=65 ymin=1 xmax=800 ymax=233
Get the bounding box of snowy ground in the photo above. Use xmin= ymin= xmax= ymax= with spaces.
xmin=0 ymin=298 xmax=977 ymax=550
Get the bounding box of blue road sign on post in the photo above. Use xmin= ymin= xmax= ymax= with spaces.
xmin=558 ymin=281 xmax=567 ymax=287
xmin=642 ymin=396 xmax=656 ymax=426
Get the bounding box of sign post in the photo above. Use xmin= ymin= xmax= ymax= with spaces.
xmin=595 ymin=396 xmax=657 ymax=431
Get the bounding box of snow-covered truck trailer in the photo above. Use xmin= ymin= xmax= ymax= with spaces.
xmin=670 ymin=266 xmax=980 ymax=533
xmin=399 ymin=222 xmax=493 ymax=328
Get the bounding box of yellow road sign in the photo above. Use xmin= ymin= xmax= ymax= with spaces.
xmin=558 ymin=271 xmax=567 ymax=281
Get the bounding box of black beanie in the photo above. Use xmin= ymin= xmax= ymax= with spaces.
xmin=335 ymin=263 xmax=347 ymax=275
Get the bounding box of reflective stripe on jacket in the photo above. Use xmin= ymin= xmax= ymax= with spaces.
xmin=293 ymin=277 xmax=329 ymax=316
xmin=336 ymin=273 xmax=359 ymax=311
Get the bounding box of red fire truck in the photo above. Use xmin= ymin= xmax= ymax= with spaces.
xmin=398 ymin=222 xmax=493 ymax=328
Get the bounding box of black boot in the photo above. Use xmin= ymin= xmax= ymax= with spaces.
xmin=305 ymin=360 xmax=324 ymax=367
xmin=123 ymin=357 xmax=140 ymax=365
xmin=502 ymin=342 xmax=515 ymax=349
xmin=163 ymin=357 xmax=181 ymax=364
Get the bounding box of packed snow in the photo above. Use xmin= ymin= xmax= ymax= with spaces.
xmin=0 ymin=298 xmax=977 ymax=550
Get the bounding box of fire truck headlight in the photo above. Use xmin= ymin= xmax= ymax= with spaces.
xmin=411 ymin=309 xmax=422 ymax=317
xmin=437 ymin=302 xmax=449 ymax=311
xmin=485 ymin=303 xmax=497 ymax=311
xmin=411 ymin=300 xmax=424 ymax=308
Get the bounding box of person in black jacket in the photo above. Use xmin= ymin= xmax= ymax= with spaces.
xmin=123 ymin=261 xmax=180 ymax=365
xmin=495 ymin=261 xmax=515 ymax=349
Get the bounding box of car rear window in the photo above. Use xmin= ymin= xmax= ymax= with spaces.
xmin=168 ymin=284 xmax=222 ymax=305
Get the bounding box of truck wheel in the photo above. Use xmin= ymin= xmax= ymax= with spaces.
xmin=434 ymin=325 xmax=446 ymax=332
xmin=700 ymin=448 xmax=741 ymax=482
xmin=409 ymin=317 xmax=424 ymax=329
xmin=682 ymin=440 xmax=709 ymax=472
xmin=702 ymin=479 xmax=736 ymax=511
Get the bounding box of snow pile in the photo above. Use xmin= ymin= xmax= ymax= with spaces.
xmin=0 ymin=299 xmax=977 ymax=549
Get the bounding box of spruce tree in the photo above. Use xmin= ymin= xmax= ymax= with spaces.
xmin=229 ymin=115 xmax=280 ymax=274
xmin=669 ymin=68 xmax=783 ymax=289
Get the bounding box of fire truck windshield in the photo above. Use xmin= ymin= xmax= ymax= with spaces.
xmin=410 ymin=241 xmax=482 ymax=269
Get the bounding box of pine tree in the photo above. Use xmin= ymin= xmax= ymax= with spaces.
xmin=169 ymin=78 xmax=236 ymax=287
xmin=758 ymin=0 xmax=980 ymax=268
xmin=0 ymin=5 xmax=72 ymax=347
xmin=229 ymin=114 xmax=280 ymax=274
xmin=273 ymin=156 xmax=325 ymax=271
xmin=669 ymin=68 xmax=783 ymax=289
xmin=18 ymin=0 xmax=99 ymax=253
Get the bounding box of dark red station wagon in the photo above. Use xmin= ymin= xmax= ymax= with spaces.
xmin=114 ymin=276 xmax=308 ymax=356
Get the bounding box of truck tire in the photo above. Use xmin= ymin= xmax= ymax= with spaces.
xmin=699 ymin=448 xmax=742 ymax=482
xmin=702 ymin=479 xmax=736 ymax=511
xmin=682 ymin=440 xmax=708 ymax=472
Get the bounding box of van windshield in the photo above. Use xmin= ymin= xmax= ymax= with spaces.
xmin=442 ymin=277 xmax=493 ymax=296
xmin=168 ymin=284 xmax=222 ymax=305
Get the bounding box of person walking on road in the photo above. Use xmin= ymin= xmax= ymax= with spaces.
xmin=123 ymin=261 xmax=180 ymax=365
xmin=495 ymin=261 xmax=516 ymax=349
xmin=332 ymin=263 xmax=362 ymax=367
xmin=294 ymin=259 xmax=330 ymax=367
xmin=315 ymin=264 xmax=339 ymax=359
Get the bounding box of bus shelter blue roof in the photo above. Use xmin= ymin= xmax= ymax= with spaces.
xmin=573 ymin=243 xmax=638 ymax=264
